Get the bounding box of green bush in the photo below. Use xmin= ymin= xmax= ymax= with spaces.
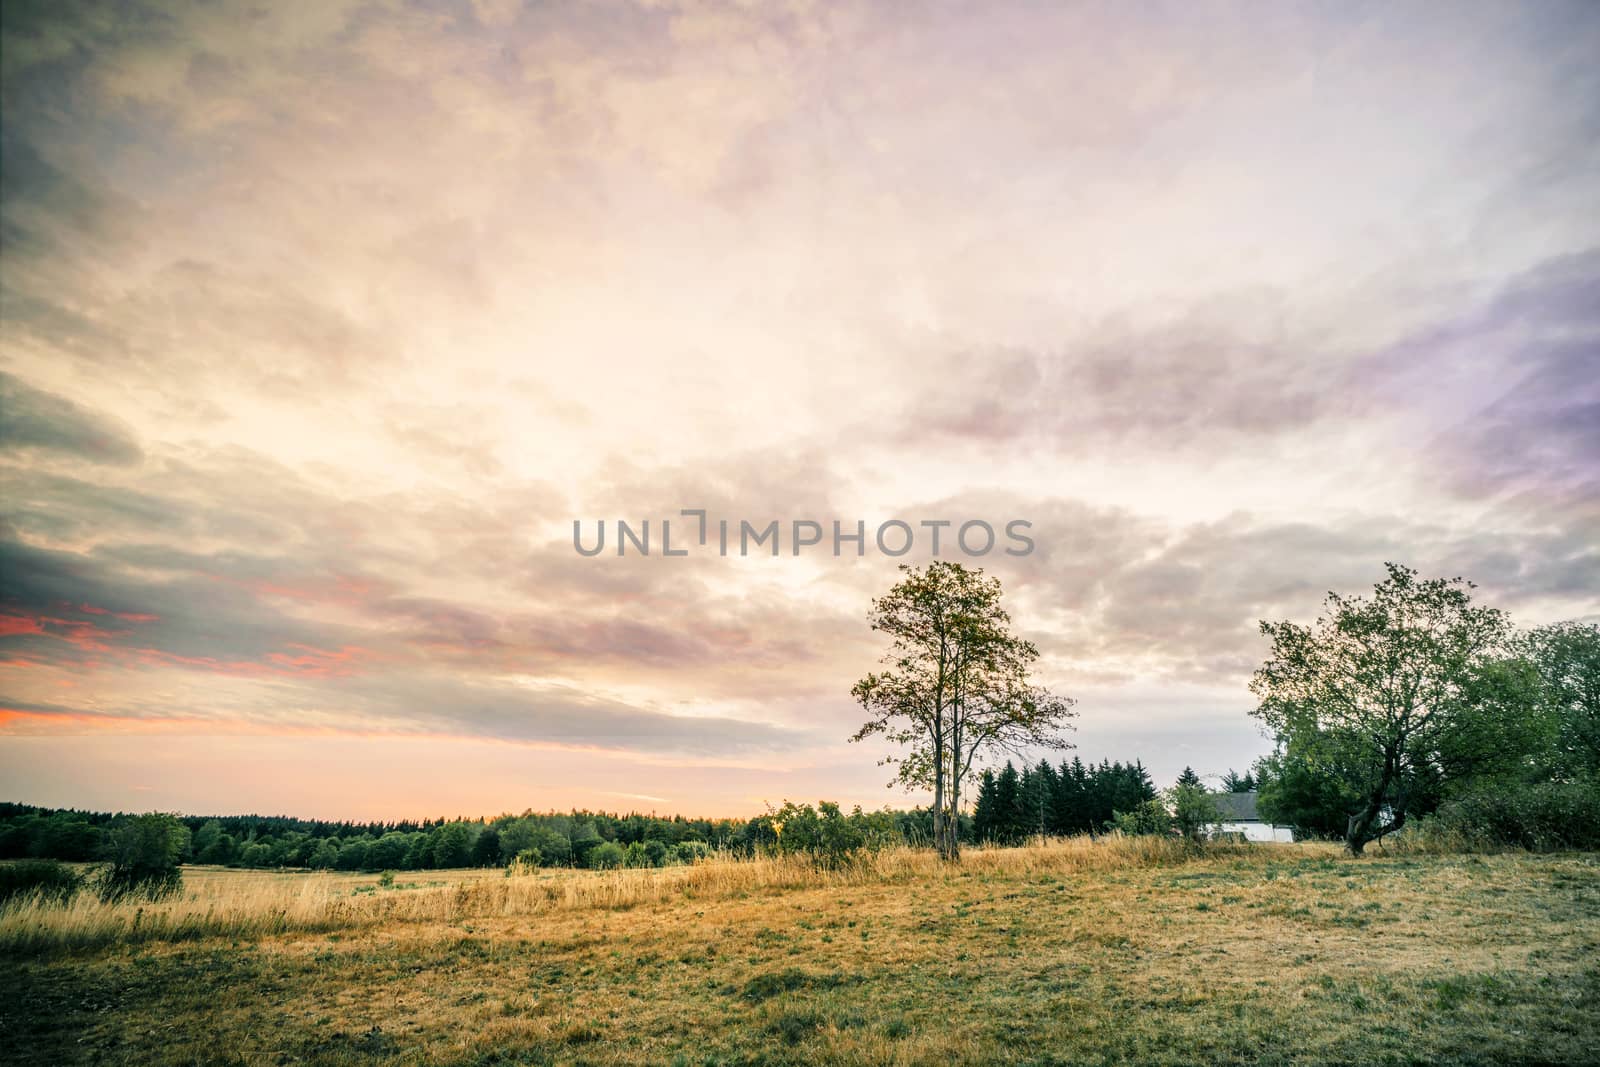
xmin=97 ymin=813 xmax=185 ymax=902
xmin=0 ymin=860 xmax=84 ymax=905
xmin=1112 ymin=798 xmax=1172 ymax=837
xmin=587 ymin=841 xmax=626 ymax=870
xmin=673 ymin=840 xmax=711 ymax=865
xmin=1405 ymin=777 xmax=1600 ymax=852
xmin=764 ymin=801 xmax=893 ymax=869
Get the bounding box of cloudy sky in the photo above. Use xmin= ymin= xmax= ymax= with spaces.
xmin=2 ymin=0 xmax=1597 ymax=820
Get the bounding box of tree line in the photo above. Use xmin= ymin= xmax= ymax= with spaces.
xmin=0 ymin=755 xmax=1195 ymax=879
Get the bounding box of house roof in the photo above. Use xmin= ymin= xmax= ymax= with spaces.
xmin=1210 ymin=791 xmax=1260 ymax=821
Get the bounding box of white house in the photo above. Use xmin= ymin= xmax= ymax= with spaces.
xmin=1210 ymin=791 xmax=1294 ymax=842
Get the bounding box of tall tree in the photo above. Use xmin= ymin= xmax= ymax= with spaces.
xmin=1520 ymin=621 xmax=1600 ymax=778
xmin=1175 ymin=766 xmax=1202 ymax=789
xmin=992 ymin=761 xmax=1024 ymax=845
xmin=851 ymin=562 xmax=1075 ymax=860
xmin=1250 ymin=563 xmax=1513 ymax=855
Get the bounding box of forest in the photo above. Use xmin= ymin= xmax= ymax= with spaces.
xmin=0 ymin=757 xmax=1176 ymax=874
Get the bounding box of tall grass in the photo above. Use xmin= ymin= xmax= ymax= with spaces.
xmin=0 ymin=835 xmax=1312 ymax=956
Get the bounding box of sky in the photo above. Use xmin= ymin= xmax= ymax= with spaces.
xmin=1 ymin=0 xmax=1597 ymax=820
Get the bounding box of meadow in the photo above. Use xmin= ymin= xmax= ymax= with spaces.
xmin=1 ymin=840 xmax=1597 ymax=1066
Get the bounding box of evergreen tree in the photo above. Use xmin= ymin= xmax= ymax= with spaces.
xmin=972 ymin=769 xmax=999 ymax=843
xmin=1176 ymin=766 xmax=1203 ymax=790
xmin=1220 ymin=769 xmax=1257 ymax=793
xmin=992 ymin=762 xmax=1024 ymax=845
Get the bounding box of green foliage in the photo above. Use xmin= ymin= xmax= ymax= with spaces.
xmin=470 ymin=827 xmax=501 ymax=867
xmin=0 ymin=859 xmax=84 ymax=905
xmin=672 ymin=840 xmax=710 ymax=864
xmin=429 ymin=822 xmax=474 ymax=869
xmin=1406 ymin=777 xmax=1600 ymax=852
xmin=1113 ymin=798 xmax=1171 ymax=837
xmin=975 ymin=757 xmax=1158 ymax=842
xmin=1519 ymin=621 xmax=1600 ymax=778
xmin=97 ymin=813 xmax=185 ymax=902
xmin=1251 ymin=563 xmax=1516 ymax=854
xmin=1169 ymin=783 xmax=1222 ymax=843
xmin=761 ymin=801 xmax=894 ymax=869
xmin=587 ymin=841 xmax=625 ymax=870
xmin=1254 ymin=744 xmax=1364 ymax=840
xmin=1220 ymin=769 xmax=1256 ymax=793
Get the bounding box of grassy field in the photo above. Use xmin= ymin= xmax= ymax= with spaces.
xmin=2 ymin=840 xmax=1597 ymax=1065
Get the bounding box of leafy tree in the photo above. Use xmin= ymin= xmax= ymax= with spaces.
xmin=498 ymin=818 xmax=538 ymax=862
xmin=1253 ymin=744 xmax=1357 ymax=839
xmin=34 ymin=813 xmax=101 ymax=861
xmin=430 ymin=822 xmax=474 ymax=869
xmin=568 ymin=820 xmax=604 ymax=866
xmin=98 ymin=814 xmax=186 ymax=901
xmin=1520 ymin=621 xmax=1600 ymax=778
xmin=673 ymin=840 xmax=710 ymax=865
xmin=1113 ymin=798 xmax=1170 ymax=836
xmin=1169 ymin=783 xmax=1222 ymax=843
xmin=766 ymin=801 xmax=889 ymax=869
xmin=367 ymin=832 xmax=412 ymax=870
xmin=526 ymin=826 xmax=573 ymax=866
xmin=0 ymin=860 xmax=83 ymax=905
xmin=337 ymin=837 xmax=371 ymax=871
xmin=587 ymin=841 xmax=625 ymax=870
xmin=1250 ymin=563 xmax=1514 ymax=854
xmin=852 ymin=562 xmax=1074 ymax=860
xmin=472 ymin=827 xmax=502 ymax=867
xmin=309 ymin=839 xmax=339 ymax=869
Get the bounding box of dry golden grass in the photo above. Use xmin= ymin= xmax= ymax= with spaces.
xmin=0 ymin=837 xmax=1232 ymax=954
xmin=3 ymin=839 xmax=1597 ymax=1065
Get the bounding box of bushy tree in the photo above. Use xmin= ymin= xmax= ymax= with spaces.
xmin=430 ymin=823 xmax=474 ymax=869
xmin=498 ymin=818 xmax=538 ymax=862
xmin=309 ymin=839 xmax=339 ymax=869
xmin=1520 ymin=621 xmax=1600 ymax=778
xmin=1251 ymin=563 xmax=1514 ymax=855
xmin=472 ymin=827 xmax=501 ymax=867
xmin=587 ymin=841 xmax=625 ymax=870
xmin=1113 ymin=798 xmax=1171 ymax=836
xmin=98 ymin=814 xmax=186 ymax=901
xmin=1169 ymin=783 xmax=1222 ymax=843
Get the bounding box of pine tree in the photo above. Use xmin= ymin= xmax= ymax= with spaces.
xmin=972 ymin=769 xmax=999 ymax=843
xmin=993 ymin=762 xmax=1023 ymax=845
xmin=1176 ymin=766 xmax=1202 ymax=790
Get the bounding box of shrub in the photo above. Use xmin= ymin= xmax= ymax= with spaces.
xmin=673 ymin=840 xmax=711 ymax=865
xmin=587 ymin=841 xmax=626 ymax=870
xmin=765 ymin=801 xmax=892 ymax=869
xmin=1169 ymin=784 xmax=1222 ymax=843
xmin=1403 ymin=777 xmax=1600 ymax=852
xmin=97 ymin=814 xmax=185 ymax=902
xmin=0 ymin=860 xmax=84 ymax=905
xmin=1112 ymin=798 xmax=1171 ymax=837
